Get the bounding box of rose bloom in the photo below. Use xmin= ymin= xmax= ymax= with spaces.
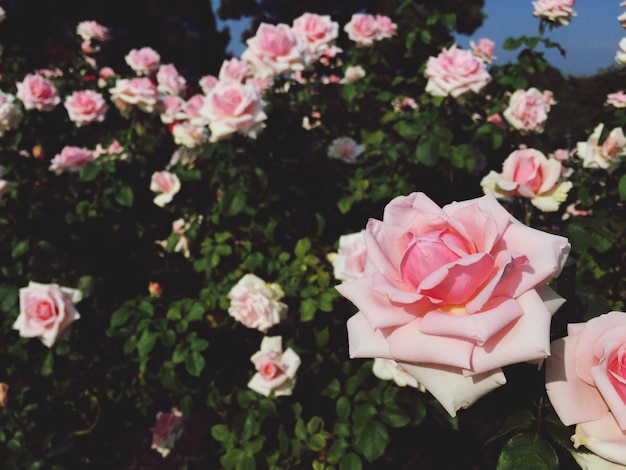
xmin=227 ymin=273 xmax=287 ymax=333
xmin=150 ymin=407 xmax=185 ymax=458
xmin=373 ymin=358 xmax=425 ymax=390
xmin=470 ymin=38 xmax=497 ymax=63
xmin=198 ymin=74 xmax=219 ymax=94
xmin=13 ymin=281 xmax=82 ymax=348
xmin=545 ymin=311 xmax=626 ymax=467
xmin=291 ymin=13 xmax=339 ymax=56
xmin=344 ymin=13 xmax=379 ymax=46
xmin=341 ymin=65 xmax=366 ymax=84
xmin=327 ymin=230 xmax=367 ymax=282
xmin=49 ymin=146 xmax=96 ymax=174
xmin=248 ymin=336 xmax=301 ymax=397
xmin=480 ymin=148 xmax=573 ymax=212
xmin=424 ymin=45 xmax=491 ymax=98
xmin=616 ymin=38 xmax=626 ymax=65
xmin=172 ymin=122 xmax=209 ymax=149
xmin=16 ymin=73 xmax=61 ymax=111
xmin=375 ymin=15 xmax=397 ymax=39
xmin=619 ymin=12 xmax=626 ymax=29
xmin=64 ymin=89 xmax=107 ymax=127
xmin=218 ymin=57 xmax=251 ymax=82
xmin=327 ymin=136 xmax=365 ymax=163
xmin=109 ymin=77 xmax=159 ymax=114
xmin=125 ymin=47 xmax=161 ymax=75
xmin=0 ymin=91 xmax=23 ymax=135
xmin=76 ymin=20 xmax=109 ymax=42
xmin=503 ymin=88 xmax=554 ymax=134
xmin=532 ymin=0 xmax=577 ymax=25
xmin=576 ymin=123 xmax=626 ymax=172
xmin=241 ymin=23 xmax=308 ymax=78
xmin=201 ymin=79 xmax=267 ymax=141
xmin=156 ymin=64 xmax=187 ymax=97
xmin=150 ymin=171 xmax=181 ymax=207
xmin=184 ymin=94 xmax=207 ymax=126
xmin=0 ymin=165 xmax=17 ymax=199
xmin=157 ymin=218 xmax=191 ymax=258
xmin=606 ymin=91 xmax=626 ymax=108
xmin=336 ymin=191 xmax=570 ymax=416
xmin=159 ymin=95 xmax=186 ymax=124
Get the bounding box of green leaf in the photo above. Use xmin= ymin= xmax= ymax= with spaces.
xmin=307 ymin=416 xmax=324 ymax=435
xmin=321 ymin=378 xmax=341 ymax=399
xmin=79 ymin=164 xmax=101 ymax=182
xmin=308 ymin=433 xmax=327 ymax=452
xmin=485 ymin=409 xmax=535 ymax=445
xmin=339 ymin=84 xmax=356 ymax=103
xmin=381 ymin=404 xmax=410 ymax=428
xmin=565 ymin=224 xmax=591 ymax=253
xmin=11 ymin=240 xmax=29 ymax=259
xmin=300 ymin=298 xmax=317 ymax=322
xmin=211 ymin=424 xmax=231 ymax=442
xmin=496 ymin=433 xmax=559 ymax=470
xmin=294 ymin=238 xmax=311 ymax=258
xmin=502 ymin=37 xmax=522 ymax=51
xmin=337 ymin=196 xmax=353 ymax=214
xmin=185 ymin=351 xmax=205 ymax=376
xmin=41 ymin=353 xmax=54 ymax=376
xmin=110 ymin=308 xmax=131 ymax=328
xmin=619 ymin=173 xmax=626 ymax=201
xmin=137 ymin=330 xmax=157 ymax=359
xmin=415 ymin=139 xmax=439 ymax=166
xmin=340 ymin=453 xmax=362 ymax=470
xmin=352 ymin=404 xmax=377 ymax=428
xmin=336 ymin=396 xmax=351 ymax=421
xmin=353 ymin=420 xmax=388 ymax=463
xmin=115 ymin=186 xmax=134 ymax=207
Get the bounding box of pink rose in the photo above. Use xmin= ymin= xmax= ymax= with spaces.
xmin=64 ymin=89 xmax=107 ymax=127
xmin=227 ymin=273 xmax=287 ymax=333
xmin=576 ymin=123 xmax=626 ymax=171
xmin=150 ymin=407 xmax=185 ymax=458
xmin=375 ymin=15 xmax=397 ymax=39
xmin=16 ymin=74 xmax=61 ymax=111
xmin=109 ymin=77 xmax=159 ymax=114
xmin=606 ymin=91 xmax=626 ymax=108
xmin=532 ymin=0 xmax=576 ymax=25
xmin=424 ymin=45 xmax=491 ymax=98
xmin=159 ymin=95 xmax=186 ymax=124
xmin=184 ymin=94 xmax=207 ymax=126
xmin=336 ymin=192 xmax=570 ymax=416
xmin=172 ymin=122 xmax=209 ymax=149
xmin=125 ymin=47 xmax=161 ymax=75
xmin=201 ymin=79 xmax=267 ymax=141
xmin=49 ymin=146 xmax=96 ymax=174
xmin=241 ymin=23 xmax=308 ymax=78
xmin=503 ymin=87 xmax=554 ymax=134
xmin=341 ymin=65 xmax=366 ymax=84
xmin=470 ymin=38 xmax=497 ymax=63
xmin=328 ymin=230 xmax=367 ymax=281
xmin=327 ymin=136 xmax=365 ymax=163
xmin=480 ymin=148 xmax=573 ymax=212
xmin=150 ymin=171 xmax=180 ymax=207
xmin=76 ymin=20 xmax=109 ymax=42
xmin=198 ymin=75 xmax=219 ymax=94
xmin=292 ymin=13 xmax=339 ymax=56
xmin=546 ymin=311 xmax=626 ymax=466
xmin=343 ymin=13 xmax=379 ymax=46
xmin=248 ymin=336 xmax=301 ymax=396
xmin=156 ymin=64 xmax=187 ymax=96
xmin=157 ymin=218 xmax=191 ymax=258
xmin=218 ymin=57 xmax=251 ymax=82
xmin=13 ymin=281 xmax=82 ymax=348
xmin=0 ymin=91 xmax=23 ymax=135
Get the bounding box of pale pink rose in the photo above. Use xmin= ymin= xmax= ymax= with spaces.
xmin=160 ymin=218 xmax=191 ymax=258
xmin=227 ymin=273 xmax=287 ymax=333
xmin=480 ymin=148 xmax=572 ymax=212
xmin=344 ymin=13 xmax=379 ymax=46
xmin=619 ymin=12 xmax=626 ymax=29
xmin=13 ymin=281 xmax=82 ymax=348
xmin=616 ymin=38 xmax=626 ymax=65
xmin=150 ymin=407 xmax=185 ymax=458
xmin=97 ymin=67 xmax=116 ymax=88
xmin=49 ymin=146 xmax=96 ymax=174
xmin=470 ymin=38 xmax=497 ymax=63
xmin=248 ymin=336 xmax=301 ymax=397
xmin=76 ymin=20 xmax=109 ymax=42
xmin=0 ymin=165 xmax=17 ymax=199
xmin=606 ymin=91 xmax=626 ymax=108
xmin=159 ymin=95 xmax=186 ymax=124
xmin=218 ymin=57 xmax=250 ymax=82
xmin=391 ymin=96 xmax=418 ymax=112
xmin=201 ymin=79 xmax=267 ymax=141
xmin=576 ymin=123 xmax=626 ymax=171
xmin=373 ymin=358 xmax=425 ymax=390
xmin=503 ymin=87 xmax=554 ymax=134
xmin=546 ymin=311 xmax=626 ymax=466
xmin=292 ymin=13 xmax=339 ymax=56
xmin=533 ymin=0 xmax=576 ymax=25
xmin=327 ymin=137 xmax=365 ymax=163
xmin=109 ymin=77 xmax=159 ymax=114
xmin=64 ymin=90 xmax=107 ymax=127
xmin=336 ymin=192 xmax=570 ymax=416
xmin=125 ymin=47 xmax=161 ymax=75
xmin=424 ymin=45 xmax=491 ymax=98
xmin=375 ymin=15 xmax=397 ymax=39
xmin=150 ymin=171 xmax=181 ymax=207
xmin=341 ymin=65 xmax=366 ymax=84
xmin=241 ymin=23 xmax=308 ymax=78
xmin=198 ymin=74 xmax=219 ymax=94
xmin=486 ymin=113 xmax=506 ymax=129
xmin=156 ymin=64 xmax=187 ymax=96
xmin=245 ymin=77 xmax=273 ymax=96
xmin=552 ymin=148 xmax=570 ymax=161
xmin=16 ymin=74 xmax=61 ymax=111
xmin=172 ymin=122 xmax=209 ymax=149
xmin=94 ymin=140 xmax=129 ymax=160
xmin=184 ymin=94 xmax=207 ymax=126
xmin=0 ymin=91 xmax=23 ymax=135
xmin=327 ymin=231 xmax=367 ymax=282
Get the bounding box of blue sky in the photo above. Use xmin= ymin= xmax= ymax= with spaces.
xmin=217 ymin=0 xmax=625 ymax=77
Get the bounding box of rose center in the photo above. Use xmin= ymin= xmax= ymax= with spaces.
xmin=608 ymin=344 xmax=626 ymax=404
xmin=35 ymin=300 xmax=57 ymax=322
xmin=513 ymin=155 xmax=543 ymax=194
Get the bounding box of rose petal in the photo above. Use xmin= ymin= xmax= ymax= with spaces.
xmin=590 ymin=342 xmax=626 ymax=430
xmin=575 ymin=413 xmax=626 ymax=466
xmin=346 ymin=312 xmax=393 ymax=359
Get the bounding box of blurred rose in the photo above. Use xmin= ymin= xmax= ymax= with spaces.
xmin=109 ymin=77 xmax=159 ymax=114
xmin=64 ymin=89 xmax=107 ymax=127
xmin=532 ymin=0 xmax=576 ymax=25
xmin=503 ymin=88 xmax=554 ymax=134
xmin=198 ymin=75 xmax=219 ymax=94
xmin=156 ymin=218 xmax=191 ymax=258
xmin=0 ymin=165 xmax=17 ymax=199
xmin=0 ymin=90 xmax=23 ymax=135
xmin=336 ymin=192 xmax=570 ymax=416
xmin=172 ymin=122 xmax=209 ymax=149
xmin=150 ymin=171 xmax=180 ymax=207
xmin=424 ymin=45 xmax=491 ymax=98
xmin=375 ymin=15 xmax=397 ymax=39
xmin=619 ymin=12 xmax=626 ymax=29
xmin=156 ymin=64 xmax=187 ymax=96
xmin=248 ymin=336 xmax=301 ymax=396
xmin=159 ymin=95 xmax=186 ymax=124
xmin=327 ymin=230 xmax=367 ymax=282
xmin=470 ymin=38 xmax=496 ymax=63
xmin=546 ymin=311 xmax=626 ymax=466
xmin=606 ymin=91 xmax=626 ymax=108
xmin=125 ymin=47 xmax=161 ymax=75
xmin=576 ymin=123 xmax=626 ymax=172
xmin=341 ymin=65 xmax=366 ymax=84
xmin=49 ymin=146 xmax=96 ymax=174
xmin=148 ymin=282 xmax=162 ymax=298
xmin=76 ymin=20 xmax=109 ymax=42
xmin=616 ymin=38 xmax=626 ymax=64
xmin=13 ymin=281 xmax=82 ymax=348
xmin=343 ymin=13 xmax=379 ymax=46
xmin=227 ymin=273 xmax=287 ymax=333
xmin=218 ymin=57 xmax=250 ymax=82
xmin=292 ymin=13 xmax=339 ymax=56
xmin=150 ymin=407 xmax=185 ymax=458
xmin=373 ymin=358 xmax=425 ymax=390
xmin=184 ymin=94 xmax=207 ymax=126
xmin=327 ymin=136 xmax=365 ymax=163
xmin=480 ymin=148 xmax=572 ymax=212
xmin=16 ymin=74 xmax=61 ymax=111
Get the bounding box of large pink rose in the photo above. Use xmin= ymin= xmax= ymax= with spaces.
xmin=532 ymin=0 xmax=576 ymax=25
xmin=545 ymin=312 xmax=626 ymax=466
xmin=292 ymin=13 xmax=339 ymax=56
xmin=125 ymin=47 xmax=161 ymax=75
xmin=503 ymin=87 xmax=554 ymax=134
xmin=109 ymin=77 xmax=159 ymax=114
xmin=156 ymin=64 xmax=187 ymax=96
xmin=13 ymin=281 xmax=82 ymax=347
xmin=64 ymin=89 xmax=108 ymax=127
xmin=16 ymin=74 xmax=61 ymax=111
xmin=201 ymin=79 xmax=267 ymax=141
xmin=227 ymin=273 xmax=287 ymax=333
xmin=424 ymin=45 xmax=491 ymax=98
xmin=336 ymin=192 xmax=570 ymax=416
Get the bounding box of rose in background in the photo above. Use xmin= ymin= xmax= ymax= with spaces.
xmin=576 ymin=123 xmax=626 ymax=172
xmin=337 ymin=192 xmax=570 ymax=416
xmin=49 ymin=146 xmax=96 ymax=174
xmin=150 ymin=171 xmax=181 ymax=207
xmin=343 ymin=13 xmax=396 ymax=46
xmin=616 ymin=38 xmax=626 ymax=65
xmin=156 ymin=64 xmax=187 ymax=97
xmin=76 ymin=20 xmax=109 ymax=53
xmin=424 ymin=45 xmax=491 ymax=98
xmin=327 ymin=136 xmax=365 ymax=163
xmin=503 ymin=87 xmax=555 ymax=134
xmin=227 ymin=274 xmax=287 ymax=333
xmin=545 ymin=311 xmax=626 ymax=467
xmin=327 ymin=230 xmax=367 ymax=282
xmin=533 ymin=0 xmax=577 ymax=26
xmin=109 ymin=77 xmax=160 ymax=115
xmin=248 ymin=336 xmax=301 ymax=397
xmin=606 ymin=91 xmax=626 ymax=108
xmin=16 ymin=73 xmax=61 ymax=111
xmin=291 ymin=12 xmax=339 ymax=58
xmin=150 ymin=407 xmax=185 ymax=458
xmin=13 ymin=281 xmax=82 ymax=348
xmin=480 ymin=148 xmax=573 ymax=212
xmin=470 ymin=38 xmax=496 ymax=63
xmin=125 ymin=47 xmax=161 ymax=75
xmin=0 ymin=90 xmax=23 ymax=135
xmin=64 ymin=90 xmax=108 ymax=127
xmin=0 ymin=165 xmax=17 ymax=199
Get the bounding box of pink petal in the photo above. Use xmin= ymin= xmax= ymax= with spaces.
xmin=346 ymin=312 xmax=393 ymax=359
xmin=575 ymin=413 xmax=626 ymax=465
xmin=382 ymin=192 xmax=444 ymax=227
xmin=445 ymin=202 xmax=500 ymax=253
xmin=590 ymin=342 xmax=626 ymax=430
xmin=443 ymin=192 xmax=511 ymax=238
xmin=364 ymin=219 xmax=405 ymax=283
